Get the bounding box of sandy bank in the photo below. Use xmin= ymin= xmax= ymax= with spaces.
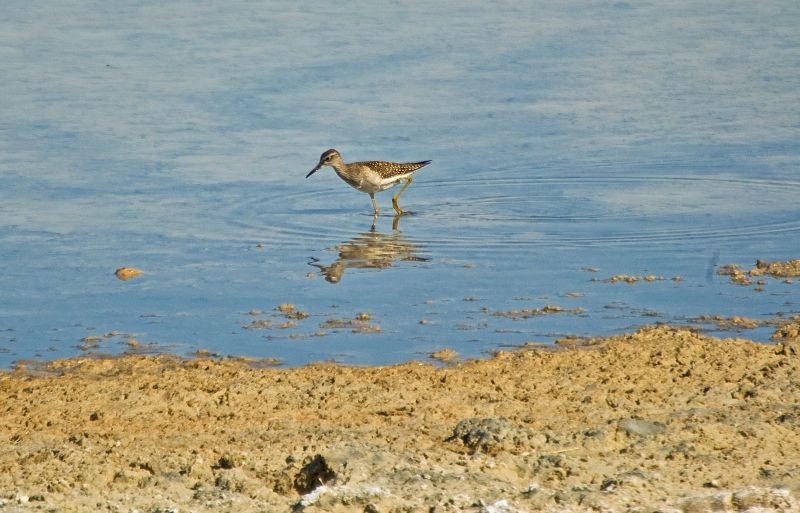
xmin=1 ymin=326 xmax=799 ymax=512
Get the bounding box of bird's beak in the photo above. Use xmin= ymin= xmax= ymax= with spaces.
xmin=306 ymin=163 xmax=322 ymax=178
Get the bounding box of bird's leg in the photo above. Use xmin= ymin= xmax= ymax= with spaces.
xmin=392 ymin=177 xmax=413 ymax=215
xmin=370 ymin=194 xmax=379 ymax=230
xmin=370 ymin=194 xmax=379 ymax=216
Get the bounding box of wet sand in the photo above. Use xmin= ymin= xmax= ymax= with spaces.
xmin=1 ymin=325 xmax=799 ymax=512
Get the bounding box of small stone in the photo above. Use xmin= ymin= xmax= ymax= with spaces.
xmin=114 ymin=267 xmax=143 ymax=281
xmin=216 ymin=454 xmax=237 ymax=469
xmin=732 ymin=487 xmax=795 ymax=510
xmin=680 ymin=493 xmax=731 ymax=513
xmin=524 ymin=483 xmax=540 ymax=495
xmin=618 ymin=418 xmax=666 ymax=437
xmin=600 ymin=478 xmax=618 ymax=492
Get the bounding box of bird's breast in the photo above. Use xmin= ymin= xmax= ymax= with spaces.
xmin=335 ymin=167 xmax=383 ymax=194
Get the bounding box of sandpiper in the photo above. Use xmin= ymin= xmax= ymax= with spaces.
xmin=306 ymin=149 xmax=431 ymax=216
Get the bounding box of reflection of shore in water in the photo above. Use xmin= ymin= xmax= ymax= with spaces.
xmin=310 ymin=218 xmax=428 ymax=283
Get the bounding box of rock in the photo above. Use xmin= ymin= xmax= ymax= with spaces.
xmin=481 ymin=498 xmax=517 ymax=513
xmin=215 ymin=454 xmax=238 ymax=469
xmin=114 ymin=267 xmax=143 ymax=281
xmin=447 ymin=417 xmax=546 ymax=455
xmin=294 ymin=454 xmax=339 ymax=494
xmin=618 ymin=418 xmax=666 ymax=437
xmin=214 ymin=468 xmax=252 ymax=493
xmin=731 ymin=487 xmax=796 ymax=511
xmin=678 ymin=487 xmax=798 ymax=513
xmin=679 ymin=492 xmax=731 ymax=512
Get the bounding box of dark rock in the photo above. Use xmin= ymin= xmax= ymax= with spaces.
xmin=446 ymin=417 xmax=546 ymax=455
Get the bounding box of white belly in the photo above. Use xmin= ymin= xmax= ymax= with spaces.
xmin=336 ymin=169 xmax=410 ymax=194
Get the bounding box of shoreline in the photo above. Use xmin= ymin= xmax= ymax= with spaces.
xmin=1 ymin=325 xmax=799 ymax=512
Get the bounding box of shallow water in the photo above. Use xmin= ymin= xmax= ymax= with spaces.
xmin=1 ymin=1 xmax=798 ymax=367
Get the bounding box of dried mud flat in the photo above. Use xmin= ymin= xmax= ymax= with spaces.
xmin=1 ymin=326 xmax=799 ymax=513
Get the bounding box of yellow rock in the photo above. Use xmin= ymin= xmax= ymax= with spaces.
xmin=114 ymin=267 xmax=143 ymax=281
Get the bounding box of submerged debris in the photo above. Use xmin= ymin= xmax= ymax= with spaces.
xmin=689 ymin=315 xmax=763 ymax=330
xmin=718 ymin=258 xmax=800 ymax=285
xmin=320 ymin=313 xmax=380 ymax=334
xmin=79 ymin=332 xmax=120 ymax=350
xmin=490 ymin=305 xmax=584 ymax=319
xmin=429 ymin=348 xmax=459 ymax=364
xmin=122 ymin=338 xmax=161 ymax=354
xmin=243 ymin=304 xmax=309 ymax=331
xmin=599 ymin=274 xmax=682 ymax=284
xmin=752 ymin=258 xmax=800 ymax=278
xmin=717 ymin=264 xmax=752 ymax=285
xmin=243 ymin=319 xmax=273 ymax=330
xmin=275 ymin=304 xmax=309 ymax=319
xmin=353 ymin=325 xmax=380 ymax=334
xmin=773 ymin=316 xmax=800 ymax=341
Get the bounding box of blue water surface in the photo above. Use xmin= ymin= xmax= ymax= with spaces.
xmin=1 ymin=1 xmax=798 ymax=367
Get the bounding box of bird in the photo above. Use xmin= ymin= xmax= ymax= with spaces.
xmin=306 ymin=149 xmax=431 ymax=216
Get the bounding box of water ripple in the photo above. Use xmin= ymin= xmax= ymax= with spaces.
xmin=225 ymin=173 xmax=800 ymax=251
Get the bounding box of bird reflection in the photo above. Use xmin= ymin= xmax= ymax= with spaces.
xmin=309 ymin=215 xmax=428 ymax=283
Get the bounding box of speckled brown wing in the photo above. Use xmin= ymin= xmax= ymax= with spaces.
xmin=359 ymin=160 xmax=432 ymax=180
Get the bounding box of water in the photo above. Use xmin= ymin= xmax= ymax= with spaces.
xmin=1 ymin=1 xmax=798 ymax=367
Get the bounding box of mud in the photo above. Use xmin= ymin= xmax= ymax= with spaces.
xmin=1 ymin=326 xmax=799 ymax=512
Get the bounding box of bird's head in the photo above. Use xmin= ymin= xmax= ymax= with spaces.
xmin=306 ymin=149 xmax=342 ymax=178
